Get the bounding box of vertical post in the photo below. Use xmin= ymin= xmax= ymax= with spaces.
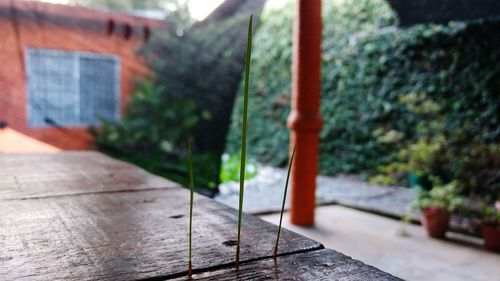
xmin=287 ymin=0 xmax=323 ymax=226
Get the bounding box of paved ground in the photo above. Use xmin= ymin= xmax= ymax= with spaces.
xmin=261 ymin=205 xmax=500 ymax=281
xmin=216 ymin=166 xmax=414 ymax=217
xmin=215 ymin=166 xmax=477 ymax=235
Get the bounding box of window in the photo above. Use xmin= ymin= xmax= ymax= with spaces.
xmin=26 ymin=48 xmax=120 ymax=127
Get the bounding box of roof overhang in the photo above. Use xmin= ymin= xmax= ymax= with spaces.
xmin=387 ymin=0 xmax=500 ymax=26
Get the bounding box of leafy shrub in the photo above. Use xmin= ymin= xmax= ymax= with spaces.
xmin=482 ymin=204 xmax=500 ymax=225
xmin=90 ymin=80 xmax=215 ymax=188
xmin=133 ymin=13 xmax=263 ymax=189
xmin=455 ymin=144 xmax=500 ymax=202
xmin=226 ymin=0 xmax=500 ymax=199
xmin=412 ymin=180 xmax=463 ymax=212
xmin=92 ymin=3 xmax=265 ymax=190
xmin=141 ymin=15 xmax=250 ymax=139
xmin=369 ymin=136 xmax=449 ymax=187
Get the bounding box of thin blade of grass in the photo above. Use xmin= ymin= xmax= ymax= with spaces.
xmin=273 ymin=145 xmax=296 ymax=259
xmin=187 ymin=138 xmax=194 ymax=278
xmin=236 ymin=14 xmax=253 ymax=269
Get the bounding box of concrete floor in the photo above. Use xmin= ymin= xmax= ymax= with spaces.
xmin=260 ymin=205 xmax=500 ymax=281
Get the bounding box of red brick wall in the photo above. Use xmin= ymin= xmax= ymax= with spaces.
xmin=0 ymin=0 xmax=164 ymax=150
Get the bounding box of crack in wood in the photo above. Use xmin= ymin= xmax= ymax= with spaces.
xmin=138 ymin=244 xmax=326 ymax=281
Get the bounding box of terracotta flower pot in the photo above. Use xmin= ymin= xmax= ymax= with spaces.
xmin=481 ymin=223 xmax=500 ymax=252
xmin=421 ymin=207 xmax=451 ymax=238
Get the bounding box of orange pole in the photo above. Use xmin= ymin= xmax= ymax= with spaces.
xmin=287 ymin=0 xmax=323 ymax=226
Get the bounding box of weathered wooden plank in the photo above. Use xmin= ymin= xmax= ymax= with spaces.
xmin=0 ymin=188 xmax=322 ymax=281
xmin=172 ymin=249 xmax=402 ymax=281
xmin=0 ymin=152 xmax=177 ymax=200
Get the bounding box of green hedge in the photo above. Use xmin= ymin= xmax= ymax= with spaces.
xmin=226 ymin=0 xmax=500 ymax=193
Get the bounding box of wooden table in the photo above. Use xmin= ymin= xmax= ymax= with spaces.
xmin=0 ymin=152 xmax=401 ymax=280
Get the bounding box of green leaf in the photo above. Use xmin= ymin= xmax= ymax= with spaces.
xmin=236 ymin=14 xmax=253 ymax=268
xmin=187 ymin=138 xmax=194 ymax=278
xmin=274 ymin=145 xmax=296 ymax=258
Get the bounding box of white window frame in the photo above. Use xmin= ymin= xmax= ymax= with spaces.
xmin=26 ymin=48 xmax=121 ymax=127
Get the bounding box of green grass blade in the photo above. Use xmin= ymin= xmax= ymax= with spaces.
xmin=188 ymin=138 xmax=194 ymax=278
xmin=273 ymin=145 xmax=296 ymax=258
xmin=236 ymin=14 xmax=253 ymax=268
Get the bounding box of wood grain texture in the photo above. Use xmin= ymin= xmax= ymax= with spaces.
xmin=1 ymin=153 xmax=399 ymax=280
xmin=0 ymin=152 xmax=177 ymax=200
xmin=0 ymin=188 xmax=322 ymax=281
xmin=172 ymin=249 xmax=402 ymax=281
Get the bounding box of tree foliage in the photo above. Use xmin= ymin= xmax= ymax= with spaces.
xmin=90 ymin=81 xmax=215 ymax=188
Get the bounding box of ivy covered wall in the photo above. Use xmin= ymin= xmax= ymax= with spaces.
xmin=226 ymin=0 xmax=500 ymax=196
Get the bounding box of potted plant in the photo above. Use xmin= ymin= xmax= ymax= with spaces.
xmin=480 ymin=202 xmax=500 ymax=252
xmin=412 ymin=180 xmax=463 ymax=238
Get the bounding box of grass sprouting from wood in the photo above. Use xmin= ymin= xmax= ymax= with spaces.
xmin=236 ymin=14 xmax=253 ymax=269
xmin=273 ymin=145 xmax=296 ymax=259
xmin=187 ymin=138 xmax=194 ymax=278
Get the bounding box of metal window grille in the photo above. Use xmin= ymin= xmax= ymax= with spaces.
xmin=26 ymin=48 xmax=120 ymax=127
